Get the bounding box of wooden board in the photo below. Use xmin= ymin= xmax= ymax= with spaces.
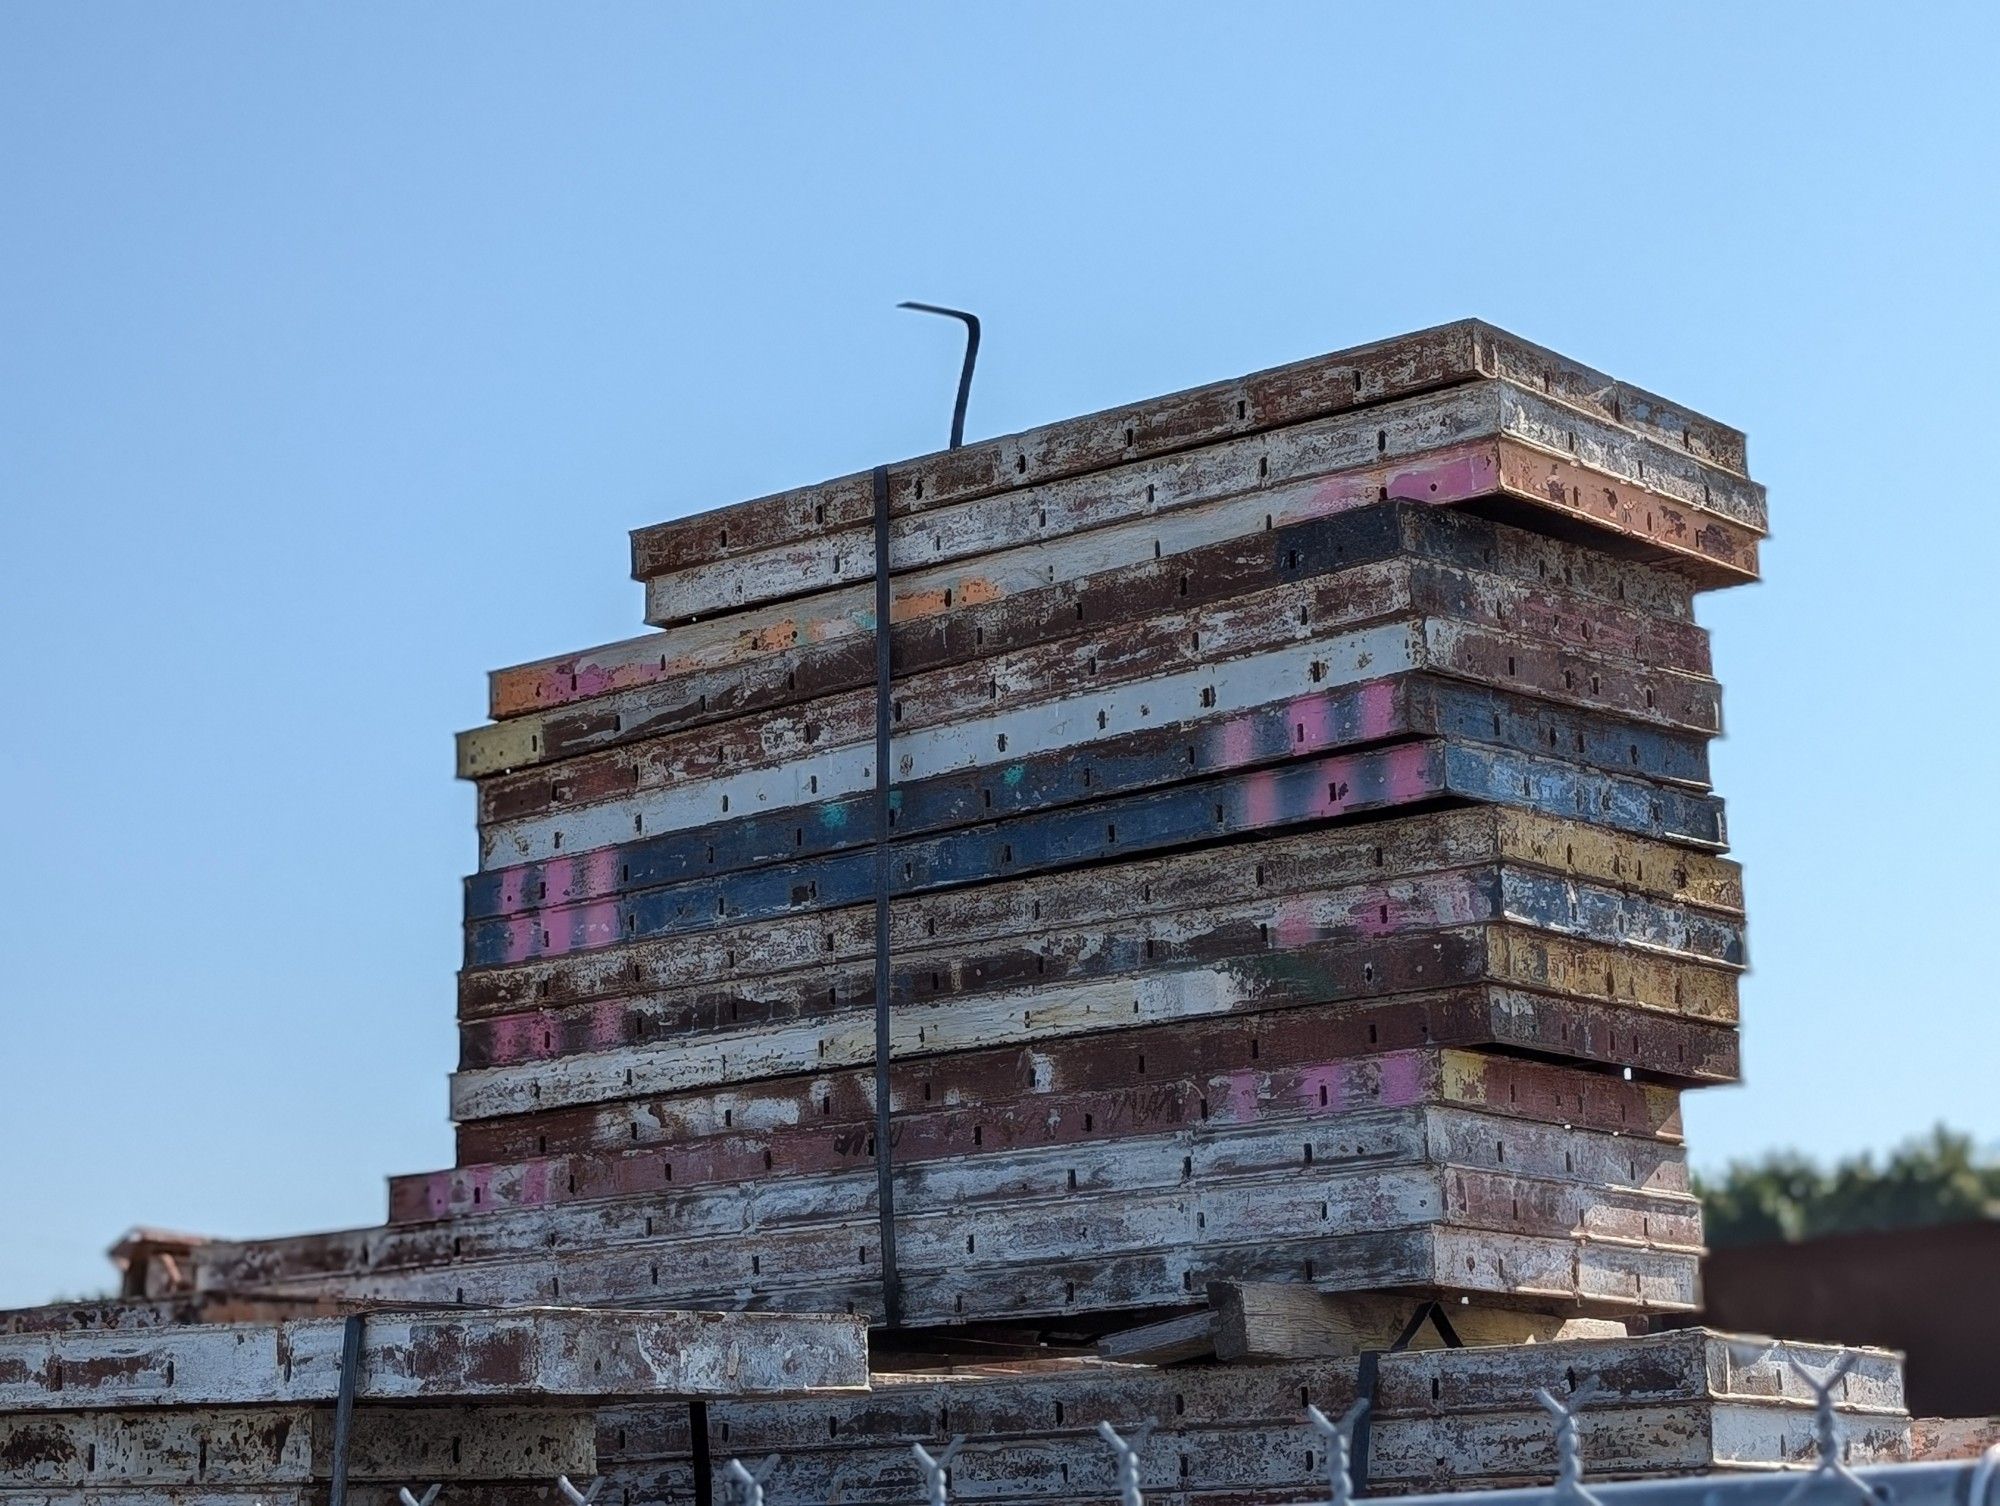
xmin=628 ymin=321 xmax=1749 ymax=587
xmin=500 ymin=498 xmax=1705 ymax=725
xmin=0 ymin=1309 xmax=867 ymax=1411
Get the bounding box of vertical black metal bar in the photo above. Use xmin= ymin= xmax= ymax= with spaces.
xmin=871 ymin=462 xmax=902 ymax=1330
xmin=895 ymin=303 xmax=980 ymax=451
xmin=328 ymin=1313 xmax=366 ymax=1506
xmin=946 ymin=320 xmax=979 ymax=451
xmin=1349 ymin=1347 xmax=1380 ymax=1498
xmin=689 ymin=1399 xmax=714 ymax=1506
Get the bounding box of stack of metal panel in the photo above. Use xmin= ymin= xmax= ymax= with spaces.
xmin=0 ymin=1307 xmax=867 ymax=1506
xmin=190 ymin=322 xmax=1766 ymax=1335
xmin=594 ymin=1332 xmax=1909 ymax=1501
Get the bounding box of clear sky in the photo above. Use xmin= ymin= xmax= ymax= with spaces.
xmin=2 ymin=4 xmax=1996 ymax=1308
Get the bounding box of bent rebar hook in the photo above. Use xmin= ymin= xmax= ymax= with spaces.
xmin=897 ymin=302 xmax=981 ymax=450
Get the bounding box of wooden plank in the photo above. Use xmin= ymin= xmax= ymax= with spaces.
xmin=612 ymin=1332 xmax=1898 ymax=1449
xmin=463 ymin=739 xmax=1728 ymax=970
xmin=457 ymin=803 xmax=1740 ymax=1022
xmin=1205 ymin=1285 xmax=1625 ymax=1360
xmin=474 ymin=673 xmax=1714 ymax=914
xmin=502 ymin=498 xmax=1705 ymax=723
xmin=1092 ymin=1310 xmax=1217 ymax=1365
xmin=470 ymin=517 xmax=1718 ymax=785
xmin=628 ymin=320 xmax=1748 ymax=587
xmin=0 ymin=1309 xmax=868 ymax=1411
xmin=211 ymin=1106 xmax=1694 ymax=1284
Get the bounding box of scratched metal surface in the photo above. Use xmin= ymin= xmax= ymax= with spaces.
xmin=500 ymin=499 xmax=1706 ymax=725
xmin=442 ymin=1025 xmax=1687 ymax=1174
xmin=460 ymin=738 xmax=1728 ymax=970
xmin=0 ymin=1309 xmax=868 ymax=1410
xmin=469 ymin=504 xmax=1715 ymax=782
xmin=627 ymin=321 xmax=1752 ymax=588
xmin=402 ymin=1044 xmax=1685 ymax=1222
xmin=190 ymin=1116 xmax=1706 ymax=1322
xmin=633 ymin=380 xmax=1761 ymax=624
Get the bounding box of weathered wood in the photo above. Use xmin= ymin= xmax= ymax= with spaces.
xmin=630 ymin=370 xmax=1760 ymax=622
xmin=1092 ymin=1309 xmax=1219 ymax=1365
xmin=451 ymin=926 xmax=1737 ymax=1121
xmin=1206 ymin=1284 xmax=1624 ymax=1361
xmin=628 ymin=412 xmax=1736 ymax=688
xmin=628 ymin=321 xmax=1749 ymax=588
xmin=191 ymin=1105 xmax=1705 ymax=1328
xmin=471 ymin=674 xmax=1715 ymax=939
xmin=503 ymin=498 xmax=1705 ymax=724
xmin=230 ymin=1106 xmax=1696 ymax=1275
xmin=0 ymin=1309 xmax=867 ymax=1411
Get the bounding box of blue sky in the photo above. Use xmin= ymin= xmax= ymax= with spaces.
xmin=2 ymin=4 xmax=1995 ymax=1307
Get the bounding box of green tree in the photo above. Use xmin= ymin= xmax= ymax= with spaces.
xmin=1695 ymin=1126 xmax=1999 ymax=1248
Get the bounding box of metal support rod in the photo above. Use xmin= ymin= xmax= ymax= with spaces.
xmin=870 ymin=462 xmax=901 ymax=1328
xmin=328 ymin=1313 xmax=366 ymax=1506
xmin=897 ymin=302 xmax=980 ymax=450
xmin=690 ymin=1399 xmax=714 ymax=1506
xmin=1348 ymin=1300 xmax=1461 ymax=1495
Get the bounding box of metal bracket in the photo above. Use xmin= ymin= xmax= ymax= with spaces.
xmin=1347 ymin=1299 xmax=1466 ymax=1496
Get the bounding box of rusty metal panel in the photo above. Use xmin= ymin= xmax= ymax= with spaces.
xmin=627 ymin=369 xmax=1758 ymax=622
xmin=0 ymin=1309 xmax=867 ymax=1411
xmin=626 ymin=321 xmax=1748 ymax=586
